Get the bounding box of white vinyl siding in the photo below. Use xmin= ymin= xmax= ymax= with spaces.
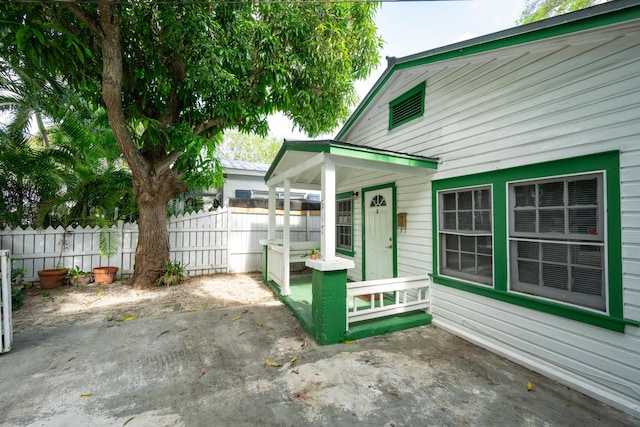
xmin=341 ymin=21 xmax=640 ymax=418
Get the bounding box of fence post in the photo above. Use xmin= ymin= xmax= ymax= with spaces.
xmin=116 ymin=220 xmax=124 ymax=278
xmin=1 ymin=249 xmax=13 ymax=353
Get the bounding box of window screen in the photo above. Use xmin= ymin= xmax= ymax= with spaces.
xmin=509 ymin=174 xmax=605 ymax=311
xmin=438 ymin=186 xmax=493 ymax=285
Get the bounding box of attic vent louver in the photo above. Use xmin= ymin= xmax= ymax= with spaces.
xmin=389 ymin=82 xmax=425 ymax=130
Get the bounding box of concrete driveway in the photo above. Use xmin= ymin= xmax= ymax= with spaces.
xmin=0 ymin=300 xmax=636 ymax=426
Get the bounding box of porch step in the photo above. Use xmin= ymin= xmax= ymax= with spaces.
xmin=345 ymin=311 xmax=432 ymax=341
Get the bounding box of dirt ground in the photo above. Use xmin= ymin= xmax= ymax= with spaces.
xmin=12 ymin=273 xmax=277 ymax=334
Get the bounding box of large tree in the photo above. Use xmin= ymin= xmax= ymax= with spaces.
xmin=517 ymin=0 xmax=612 ymax=24
xmin=1 ymin=1 xmax=381 ymax=287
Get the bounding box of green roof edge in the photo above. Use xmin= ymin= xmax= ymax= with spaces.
xmin=336 ymin=1 xmax=640 ymax=140
xmin=265 ymin=140 xmax=438 ymax=182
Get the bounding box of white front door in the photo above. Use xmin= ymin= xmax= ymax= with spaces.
xmin=364 ymin=186 xmax=394 ymax=280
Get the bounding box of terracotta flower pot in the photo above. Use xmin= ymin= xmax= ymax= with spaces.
xmin=38 ymin=268 xmax=68 ymax=290
xmin=93 ymin=266 xmax=119 ymax=285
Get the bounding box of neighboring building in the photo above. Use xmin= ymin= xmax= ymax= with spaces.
xmin=183 ymin=159 xmax=319 ymax=211
xmin=263 ymin=1 xmax=640 ymax=419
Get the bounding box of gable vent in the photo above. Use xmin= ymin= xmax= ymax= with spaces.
xmin=389 ymin=82 xmax=425 ymax=130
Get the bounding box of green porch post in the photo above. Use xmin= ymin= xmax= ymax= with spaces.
xmin=261 ymin=244 xmax=268 ymax=282
xmin=311 ymin=268 xmax=348 ymax=345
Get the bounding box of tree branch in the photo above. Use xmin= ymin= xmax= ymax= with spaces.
xmin=154 ymin=149 xmax=183 ymax=175
xmin=64 ymin=3 xmax=104 ymax=48
xmin=194 ymin=117 xmax=246 ymax=136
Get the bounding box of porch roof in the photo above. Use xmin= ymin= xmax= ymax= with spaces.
xmin=265 ymin=140 xmax=439 ymax=188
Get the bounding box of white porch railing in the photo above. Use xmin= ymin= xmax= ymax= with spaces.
xmin=265 ymin=240 xmax=319 ymax=294
xmin=1 ymin=250 xmax=13 ymax=353
xmin=346 ymin=275 xmax=430 ymax=330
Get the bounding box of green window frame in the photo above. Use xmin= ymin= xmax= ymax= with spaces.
xmin=432 ymin=151 xmax=632 ymax=333
xmin=336 ymin=192 xmax=354 ymax=256
xmin=388 ymin=82 xmax=425 ymax=130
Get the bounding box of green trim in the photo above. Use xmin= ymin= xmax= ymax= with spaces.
xmin=432 ymin=151 xmax=629 ymax=332
xmin=265 ymin=141 xmax=438 ymax=182
xmin=388 ymin=82 xmax=425 ymax=130
xmin=430 ymin=274 xmax=636 ymax=333
xmin=345 ymin=311 xmax=432 ymax=341
xmin=337 ymin=5 xmax=640 ymax=140
xmin=361 ymin=183 xmax=397 ymax=281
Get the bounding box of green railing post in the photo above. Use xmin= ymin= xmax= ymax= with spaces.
xmin=311 ymin=268 xmax=348 ymax=345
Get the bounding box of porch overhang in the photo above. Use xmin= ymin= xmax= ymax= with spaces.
xmin=265 ymin=140 xmax=439 ymax=189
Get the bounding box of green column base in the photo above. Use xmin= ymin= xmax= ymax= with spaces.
xmin=312 ymin=268 xmax=347 ymax=345
xmin=261 ymin=245 xmax=268 ymax=282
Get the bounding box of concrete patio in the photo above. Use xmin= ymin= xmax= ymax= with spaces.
xmin=0 ymin=299 xmax=637 ymax=426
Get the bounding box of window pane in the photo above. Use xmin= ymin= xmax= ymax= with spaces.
xmin=569 ymin=178 xmax=597 ymax=206
xmin=572 ymin=267 xmax=603 ymax=296
xmin=539 ymin=210 xmax=564 ymax=233
xmin=475 ymin=211 xmax=492 ymax=231
xmin=444 ymin=212 xmax=457 ymax=230
xmin=569 ymin=208 xmax=597 ymax=235
xmin=445 ymin=234 xmax=458 ymax=250
xmin=571 ymin=246 xmax=602 ymax=268
xmin=518 ymin=260 xmax=539 ymax=285
xmin=477 ymin=236 xmax=492 ymax=254
xmin=458 ymin=191 xmax=472 ymax=210
xmin=539 ymin=181 xmax=564 ymax=207
xmin=515 ymin=185 xmax=536 ymax=207
xmin=477 ymin=255 xmax=493 ymax=278
xmin=458 ymin=211 xmax=473 ymax=230
xmin=542 ymin=264 xmax=568 ymax=290
xmin=475 ymin=189 xmax=491 ymax=209
xmin=461 ymin=253 xmax=475 ymax=270
xmin=445 ymin=251 xmax=459 ymax=269
xmin=514 ymin=211 xmax=536 ymax=232
xmin=517 ymin=240 xmax=538 ymax=260
xmin=443 ymin=193 xmax=456 ymax=210
xmin=542 ymin=242 xmax=567 ymax=263
xmin=461 ymin=235 xmax=475 ymax=252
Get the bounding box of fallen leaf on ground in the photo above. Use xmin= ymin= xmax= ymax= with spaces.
xmin=116 ymin=315 xmax=137 ymax=322
xmin=186 ymin=308 xmax=204 ymax=312
xmin=264 ymin=359 xmax=282 ymax=367
xmin=199 ymin=368 xmax=208 ymax=378
xmin=123 ymin=416 xmax=135 ymax=426
xmin=343 ymin=340 xmax=355 ymax=345
xmin=80 ymin=393 xmax=93 ymax=398
xmin=289 ymin=355 xmax=298 ymax=366
xmin=157 ymin=330 xmax=170 ymax=337
xmin=257 ymin=322 xmax=265 ymax=328
xmin=232 ymin=315 xmax=242 ymax=320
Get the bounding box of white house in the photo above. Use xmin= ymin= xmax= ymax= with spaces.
xmin=262 ymin=1 xmax=640 ymax=419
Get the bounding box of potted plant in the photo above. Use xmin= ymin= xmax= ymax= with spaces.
xmin=66 ymin=266 xmax=93 ymax=286
xmin=93 ymin=227 xmax=120 ymax=285
xmin=37 ymin=230 xmax=70 ymax=290
xmin=301 ymin=247 xmax=320 ymax=260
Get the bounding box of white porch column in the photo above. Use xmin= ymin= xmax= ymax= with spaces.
xmin=282 ymin=179 xmax=291 ymax=296
xmin=268 ymin=185 xmax=276 ymax=241
xmin=321 ymin=157 xmax=336 ymax=261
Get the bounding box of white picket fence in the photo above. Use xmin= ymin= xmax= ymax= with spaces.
xmin=0 ymin=208 xmax=321 ymax=283
xmin=1 ymin=250 xmax=12 ymax=353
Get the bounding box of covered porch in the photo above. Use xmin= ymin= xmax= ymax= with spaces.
xmin=261 ymin=140 xmax=438 ymax=344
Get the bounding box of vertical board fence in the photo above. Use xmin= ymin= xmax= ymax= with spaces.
xmin=0 ymin=208 xmax=320 ymax=283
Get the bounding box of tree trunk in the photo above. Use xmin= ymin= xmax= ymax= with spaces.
xmin=131 ymin=168 xmax=186 ymax=289
xmin=97 ymin=4 xmax=187 ymax=289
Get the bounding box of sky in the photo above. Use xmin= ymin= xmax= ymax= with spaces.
xmin=268 ymin=0 xmax=527 ymax=140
